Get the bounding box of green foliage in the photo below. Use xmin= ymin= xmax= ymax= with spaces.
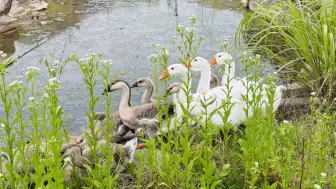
xmin=0 ymin=16 xmax=334 ymax=189
xmin=237 ymin=0 xmax=336 ymax=101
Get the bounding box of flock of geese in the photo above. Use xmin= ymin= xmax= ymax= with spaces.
xmin=1 ymin=52 xmax=285 ymax=185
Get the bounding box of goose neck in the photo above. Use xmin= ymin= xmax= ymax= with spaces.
xmin=119 ymin=82 xmax=131 ymax=109
xmin=178 ymin=73 xmax=192 ymax=103
xmin=142 ymin=85 xmax=153 ymax=104
xmin=221 ymin=62 xmax=235 ymax=85
xmin=197 ymin=66 xmax=211 ymax=93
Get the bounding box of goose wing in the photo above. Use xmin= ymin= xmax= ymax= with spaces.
xmin=133 ymin=103 xmax=158 ymax=119
xmin=158 ymin=101 xmax=175 ymax=119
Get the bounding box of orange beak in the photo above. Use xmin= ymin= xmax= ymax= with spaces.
xmin=159 ymin=68 xmax=169 ymax=80
xmin=185 ymin=59 xmax=191 ymax=68
xmin=136 ymin=143 xmax=146 ymax=150
xmin=209 ymin=57 xmax=217 ymax=66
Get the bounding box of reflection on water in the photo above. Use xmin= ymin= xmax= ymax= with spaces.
xmin=0 ymin=0 xmax=244 ymax=135
xmin=1 ymin=0 xmax=89 ymax=58
xmin=0 ymin=30 xmax=19 ymax=60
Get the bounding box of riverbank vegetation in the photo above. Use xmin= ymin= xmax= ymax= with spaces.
xmin=237 ymin=0 xmax=336 ymax=102
xmin=0 ymin=1 xmax=335 ymax=189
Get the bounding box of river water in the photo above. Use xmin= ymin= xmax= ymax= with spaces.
xmin=0 ymin=0 xmax=245 ymax=135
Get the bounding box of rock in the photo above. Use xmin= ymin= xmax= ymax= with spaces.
xmin=9 ymin=0 xmax=48 ymax=17
xmin=63 ymin=158 xmax=73 ymax=185
xmin=282 ymin=82 xmax=310 ymax=99
xmin=55 ymin=17 xmax=64 ymax=22
xmin=40 ymin=20 xmax=47 ymax=25
xmin=0 ymin=15 xmax=18 ymax=33
xmin=242 ymin=0 xmax=278 ymax=11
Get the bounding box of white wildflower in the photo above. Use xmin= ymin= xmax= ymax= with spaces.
xmin=164 ymin=49 xmax=169 ymax=57
xmin=17 ymin=76 xmax=23 ymax=79
xmin=311 ymin=92 xmax=316 ymax=96
xmin=0 ymin=173 xmax=3 ymax=177
xmin=85 ymin=54 xmax=89 ymax=57
xmin=42 ymin=93 xmax=49 ymax=99
xmin=49 ymin=77 xmax=59 ymax=84
xmin=314 ymin=184 xmax=321 ymax=189
xmin=1 ymin=53 xmax=7 ymax=58
xmin=18 ymin=81 xmax=23 ymax=85
xmin=0 ymin=123 xmax=5 ymax=128
xmin=185 ymin=27 xmax=192 ymax=33
xmin=9 ymin=80 xmax=19 ymax=87
xmin=172 ymin=35 xmax=176 ymax=38
xmin=242 ymin=51 xmax=247 ymax=56
xmin=283 ymin=120 xmax=289 ymax=124
xmin=0 ymin=51 xmax=3 ymax=54
xmin=256 ymin=54 xmax=261 ymax=59
xmin=29 ymin=97 xmax=35 ymax=101
xmin=254 ymin=162 xmax=259 ymax=167
xmin=92 ymin=53 xmax=96 ymax=56
xmin=27 ymin=66 xmax=40 ymax=71
xmin=79 ymin=58 xmax=84 ymax=62
xmin=54 ymin=61 xmax=60 ymax=65
xmin=88 ymin=48 xmax=92 ymax=51
xmin=147 ymin=54 xmax=158 ymax=60
xmin=321 ymin=172 xmax=326 ymax=177
xmin=26 ymin=66 xmax=40 ymax=76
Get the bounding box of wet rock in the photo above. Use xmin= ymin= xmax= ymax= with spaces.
xmin=241 ymin=0 xmax=277 ymax=11
xmin=282 ymin=82 xmax=311 ymax=99
xmin=9 ymin=0 xmax=48 ymax=16
xmin=40 ymin=20 xmax=47 ymax=25
xmin=0 ymin=15 xmax=18 ymax=33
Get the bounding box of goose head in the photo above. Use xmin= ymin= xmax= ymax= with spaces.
xmin=102 ymin=80 xmax=130 ymax=95
xmin=159 ymin=64 xmax=189 ymax=80
xmin=185 ymin=56 xmax=210 ymax=71
xmin=61 ymin=143 xmax=83 ymax=158
xmin=131 ymin=77 xmax=154 ymax=89
xmin=210 ymin=52 xmax=235 ymax=67
xmin=165 ymin=82 xmax=181 ymax=97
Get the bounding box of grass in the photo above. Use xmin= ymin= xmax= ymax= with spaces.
xmin=0 ymin=16 xmax=335 ymax=189
xmin=237 ymin=0 xmax=336 ymax=102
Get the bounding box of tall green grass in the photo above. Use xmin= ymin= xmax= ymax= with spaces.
xmin=237 ymin=0 xmax=336 ymax=101
xmin=0 ymin=17 xmax=335 ymax=189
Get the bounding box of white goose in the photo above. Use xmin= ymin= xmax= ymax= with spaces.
xmin=160 ymin=64 xmax=246 ymax=130
xmin=209 ymin=52 xmax=245 ymax=86
xmin=187 ymin=55 xmax=284 ymax=115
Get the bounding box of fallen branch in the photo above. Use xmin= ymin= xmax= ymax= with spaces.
xmin=6 ymin=37 xmax=48 ymax=68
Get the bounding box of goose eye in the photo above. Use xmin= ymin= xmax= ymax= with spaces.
xmin=138 ymin=81 xmax=143 ymax=83
xmin=218 ymin=55 xmax=221 ymax=58
xmin=171 ymin=67 xmax=174 ymax=70
xmin=194 ymin=59 xmax=197 ymax=61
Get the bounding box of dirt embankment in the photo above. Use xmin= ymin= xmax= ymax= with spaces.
xmin=0 ymin=0 xmax=48 ymax=33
